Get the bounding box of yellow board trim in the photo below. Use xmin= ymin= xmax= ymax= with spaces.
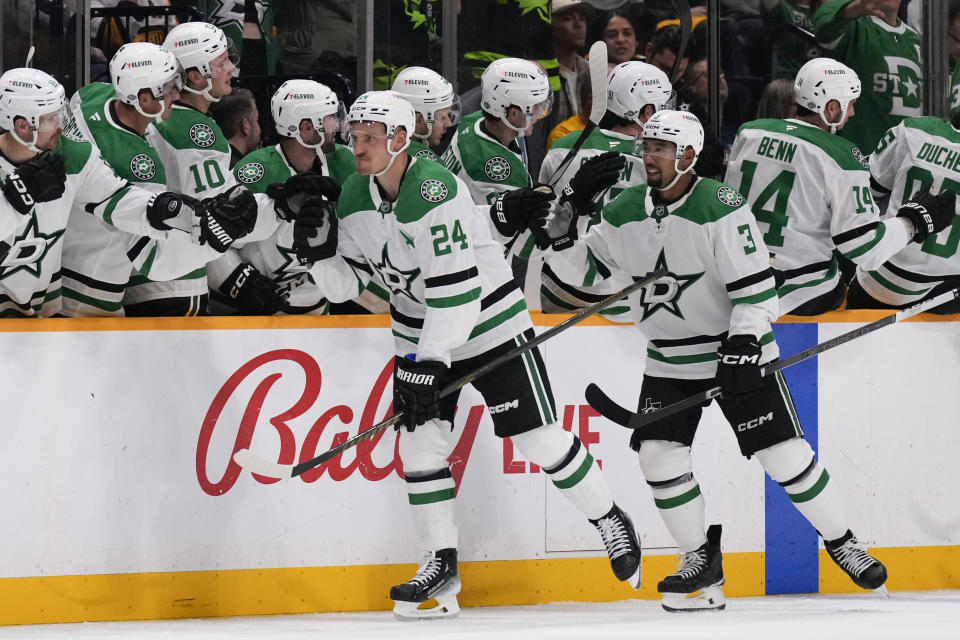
xmin=1 ymin=546 xmax=956 ymax=625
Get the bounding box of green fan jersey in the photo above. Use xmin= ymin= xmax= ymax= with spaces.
xmin=814 ymin=0 xmax=923 ymax=154
xmin=762 ymin=0 xmax=822 ymax=80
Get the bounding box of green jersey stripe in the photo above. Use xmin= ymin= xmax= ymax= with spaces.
xmin=425 ymin=287 xmax=482 ymax=308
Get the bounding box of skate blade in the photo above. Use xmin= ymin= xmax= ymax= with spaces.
xmin=661 ymin=585 xmax=726 ymax=612
xmin=873 ymin=584 xmax=890 ymax=597
xmin=392 ymin=577 xmax=461 ymax=621
xmin=624 ymin=564 xmax=641 ymax=590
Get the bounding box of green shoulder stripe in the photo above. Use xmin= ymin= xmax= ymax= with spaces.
xmin=337 ymin=173 xmax=376 ymax=219
xmin=56 ymin=131 xmax=93 ymax=176
xmin=602 ymin=184 xmax=649 ymax=228
xmin=154 ymin=106 xmax=230 ymax=152
xmin=325 ymin=144 xmax=356 ymax=184
xmin=235 ymin=145 xmax=294 ymax=194
xmin=77 ymin=82 xmax=115 ymax=119
xmin=738 ymin=118 xmax=868 ymax=171
xmin=395 ymin=158 xmax=459 ymax=224
xmin=671 ymin=178 xmax=747 ymax=225
xmin=902 ymin=116 xmax=960 ymax=144
xmin=455 ymin=117 xmax=528 ymax=188
xmin=550 ymin=128 xmax=635 ymax=155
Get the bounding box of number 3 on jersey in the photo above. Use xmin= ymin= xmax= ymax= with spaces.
xmin=431 ymin=220 xmax=469 ymax=256
xmin=737 ymin=159 xmax=794 ymax=247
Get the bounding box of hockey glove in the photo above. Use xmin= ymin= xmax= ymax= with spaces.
xmin=146 ymin=192 xmax=201 ymax=231
xmin=716 ymin=335 xmax=763 ymax=398
xmin=267 ymin=172 xmax=341 ymax=221
xmin=897 ymin=189 xmax=957 ymax=242
xmin=2 ymin=151 xmax=67 ymax=214
xmin=393 ymin=356 xmax=448 ymax=430
xmin=491 ymin=186 xmax=555 ymax=237
xmin=564 ymin=151 xmax=625 ymax=214
xmin=218 ymin=263 xmax=282 ymax=315
xmin=292 ymin=198 xmax=338 ymax=265
xmin=198 ymin=185 xmax=258 ymax=252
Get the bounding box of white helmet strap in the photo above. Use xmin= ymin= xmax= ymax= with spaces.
xmin=184 ymin=74 xmax=221 ymax=103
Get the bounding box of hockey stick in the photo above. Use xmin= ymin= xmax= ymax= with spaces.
xmin=585 ymin=288 xmax=960 ymax=431
xmin=669 ymin=0 xmax=692 ymax=85
xmin=233 ymin=268 xmax=668 ymax=480
xmin=546 ymin=40 xmax=609 ymax=190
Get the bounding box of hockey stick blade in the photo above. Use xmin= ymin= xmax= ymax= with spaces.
xmin=587 ymin=288 xmax=960 ymax=430
xmin=233 ymin=268 xmax=667 ymax=480
xmin=546 ymin=40 xmax=609 ymax=190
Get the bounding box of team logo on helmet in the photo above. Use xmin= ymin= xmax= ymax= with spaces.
xmin=130 ymin=153 xmax=157 ymax=181
xmin=237 ymin=162 xmax=265 ymax=184
xmin=717 ymin=186 xmax=744 ymax=208
xmin=851 ymin=146 xmax=869 ymax=169
xmin=420 ymin=179 xmax=449 ymax=203
xmin=189 ymin=123 xmax=216 ymax=148
xmin=484 ymin=156 xmax=511 ymax=182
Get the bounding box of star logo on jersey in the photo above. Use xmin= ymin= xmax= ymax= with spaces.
xmin=0 ymin=214 xmax=64 ymax=280
xmin=373 ymin=244 xmax=420 ymax=302
xmin=420 ymin=179 xmax=449 ymax=203
xmin=189 ymin=123 xmax=216 ymax=148
xmin=130 ymin=153 xmax=156 ymax=181
xmin=237 ymin=162 xmax=265 ymax=184
xmin=637 ymin=249 xmax=704 ymax=321
xmin=717 ymin=186 xmax=744 ymax=208
xmin=484 ymin=156 xmax=511 ymax=182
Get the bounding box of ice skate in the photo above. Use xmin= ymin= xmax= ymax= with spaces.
xmin=390 ymin=548 xmax=461 ymax=621
xmin=824 ymin=530 xmax=888 ymax=592
xmin=658 ymin=524 xmax=725 ymax=612
xmin=591 ymin=504 xmax=642 ymax=588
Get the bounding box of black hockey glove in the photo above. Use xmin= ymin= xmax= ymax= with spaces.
xmin=716 ymin=335 xmax=763 ymax=398
xmin=218 ymin=263 xmax=282 ymax=315
xmin=491 ymin=186 xmax=555 ymax=237
xmin=146 ymin=191 xmax=201 ymax=231
xmin=267 ymin=172 xmax=341 ymax=222
xmin=2 ymin=151 xmax=67 ymax=214
xmin=897 ymin=189 xmax=957 ymax=242
xmin=199 ymin=185 xmax=258 ymax=252
xmin=292 ymin=197 xmax=338 ymax=265
xmin=564 ymin=151 xmax=625 ymax=214
xmin=393 ymin=356 xmax=448 ymax=431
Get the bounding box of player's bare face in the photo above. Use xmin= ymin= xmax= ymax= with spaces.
xmin=428 ymin=106 xmax=455 ymax=147
xmin=351 ymin=121 xmax=391 ymax=175
xmin=299 ymin=119 xmax=324 ymax=147
xmin=209 ymin=51 xmax=236 ymax=97
xmin=642 ymin=139 xmax=677 ymax=189
xmin=34 ymin=110 xmax=64 ymax=150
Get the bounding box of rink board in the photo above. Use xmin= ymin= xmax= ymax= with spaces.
xmin=0 ymin=311 xmax=958 ymax=624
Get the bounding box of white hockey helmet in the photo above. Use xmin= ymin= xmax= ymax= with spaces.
xmin=481 ymin=58 xmax=552 ymax=136
xmin=110 ymin=42 xmax=182 ymax=120
xmin=794 ymin=57 xmax=860 ymax=134
xmin=0 ymin=68 xmax=67 ymax=152
xmin=642 ymin=109 xmax=704 ymax=190
xmin=271 ymin=79 xmax=345 ymax=149
xmin=606 ymin=61 xmax=673 ymax=125
xmin=163 ymin=22 xmax=234 ymax=102
xmin=347 ymin=90 xmax=416 ymax=175
xmin=391 ymin=66 xmax=462 ymax=141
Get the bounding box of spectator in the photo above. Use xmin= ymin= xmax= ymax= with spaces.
xmin=950 ymin=0 xmax=960 ymax=66
xmin=676 ymin=57 xmax=727 ymax=176
xmin=552 ymin=0 xmax=591 ymax=124
xmin=208 ymin=87 xmax=262 ymax=168
xmin=755 ymin=77 xmax=797 ymax=119
xmin=602 ymin=11 xmax=639 ymax=71
xmin=814 ymin=0 xmax=922 ymax=154
xmin=761 ymin=0 xmax=822 ymax=79
xmin=547 ymin=74 xmax=591 ymax=148
xmin=643 ymin=23 xmax=692 ymax=84
xmin=274 ymin=0 xmax=354 ymax=75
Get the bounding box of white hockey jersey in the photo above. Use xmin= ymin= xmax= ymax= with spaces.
xmin=726 ymin=118 xmax=912 ymax=313
xmin=856 ymin=117 xmax=960 ymax=305
xmin=549 ymin=177 xmax=779 ymax=379
xmin=310 ymin=156 xmax=531 ymax=364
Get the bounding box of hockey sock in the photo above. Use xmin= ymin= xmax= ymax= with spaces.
xmin=756 ymin=438 xmax=847 ymax=542
xmin=513 ymin=425 xmax=614 ymax=520
xmin=638 ymin=440 xmax=706 ymax=552
xmin=399 ymin=420 xmax=458 ymax=551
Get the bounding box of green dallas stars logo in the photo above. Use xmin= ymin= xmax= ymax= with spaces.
xmin=638 ymin=249 xmax=704 ymax=321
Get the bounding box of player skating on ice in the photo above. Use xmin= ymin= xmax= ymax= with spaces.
xmin=547 ymin=109 xmax=888 ymax=611
xmin=303 ymin=90 xmax=641 ymax=619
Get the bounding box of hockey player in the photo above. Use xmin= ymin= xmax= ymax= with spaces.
xmin=814 ymin=0 xmax=922 ymax=154
xmin=846 ymin=85 xmax=960 ymax=313
xmin=725 ymin=58 xmax=955 ymax=315
xmin=391 ymin=66 xmax=461 ymax=162
xmin=304 ymin=90 xmax=641 ymax=619
xmin=537 ymin=61 xmax=671 ymax=317
xmin=220 ymin=79 xmax=386 ymax=314
xmin=547 ymin=109 xmax=888 ymax=611
xmin=0 ymin=67 xmax=245 ymax=316
xmin=63 ymin=42 xmax=256 ymax=316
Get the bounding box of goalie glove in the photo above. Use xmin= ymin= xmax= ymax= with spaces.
xmin=292 ymin=198 xmax=338 ymax=265
xmin=267 ymin=172 xmax=342 ymax=221
xmin=2 ymin=151 xmax=67 ymax=214
xmin=715 ymin=335 xmax=763 ymax=398
xmin=218 ymin=263 xmax=283 ymax=315
xmin=897 ymin=188 xmax=957 ymax=242
xmin=563 ymin=151 xmax=625 ymax=214
xmin=491 ymin=186 xmax=555 ymax=237
xmin=393 ymin=355 xmax=448 ymax=431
